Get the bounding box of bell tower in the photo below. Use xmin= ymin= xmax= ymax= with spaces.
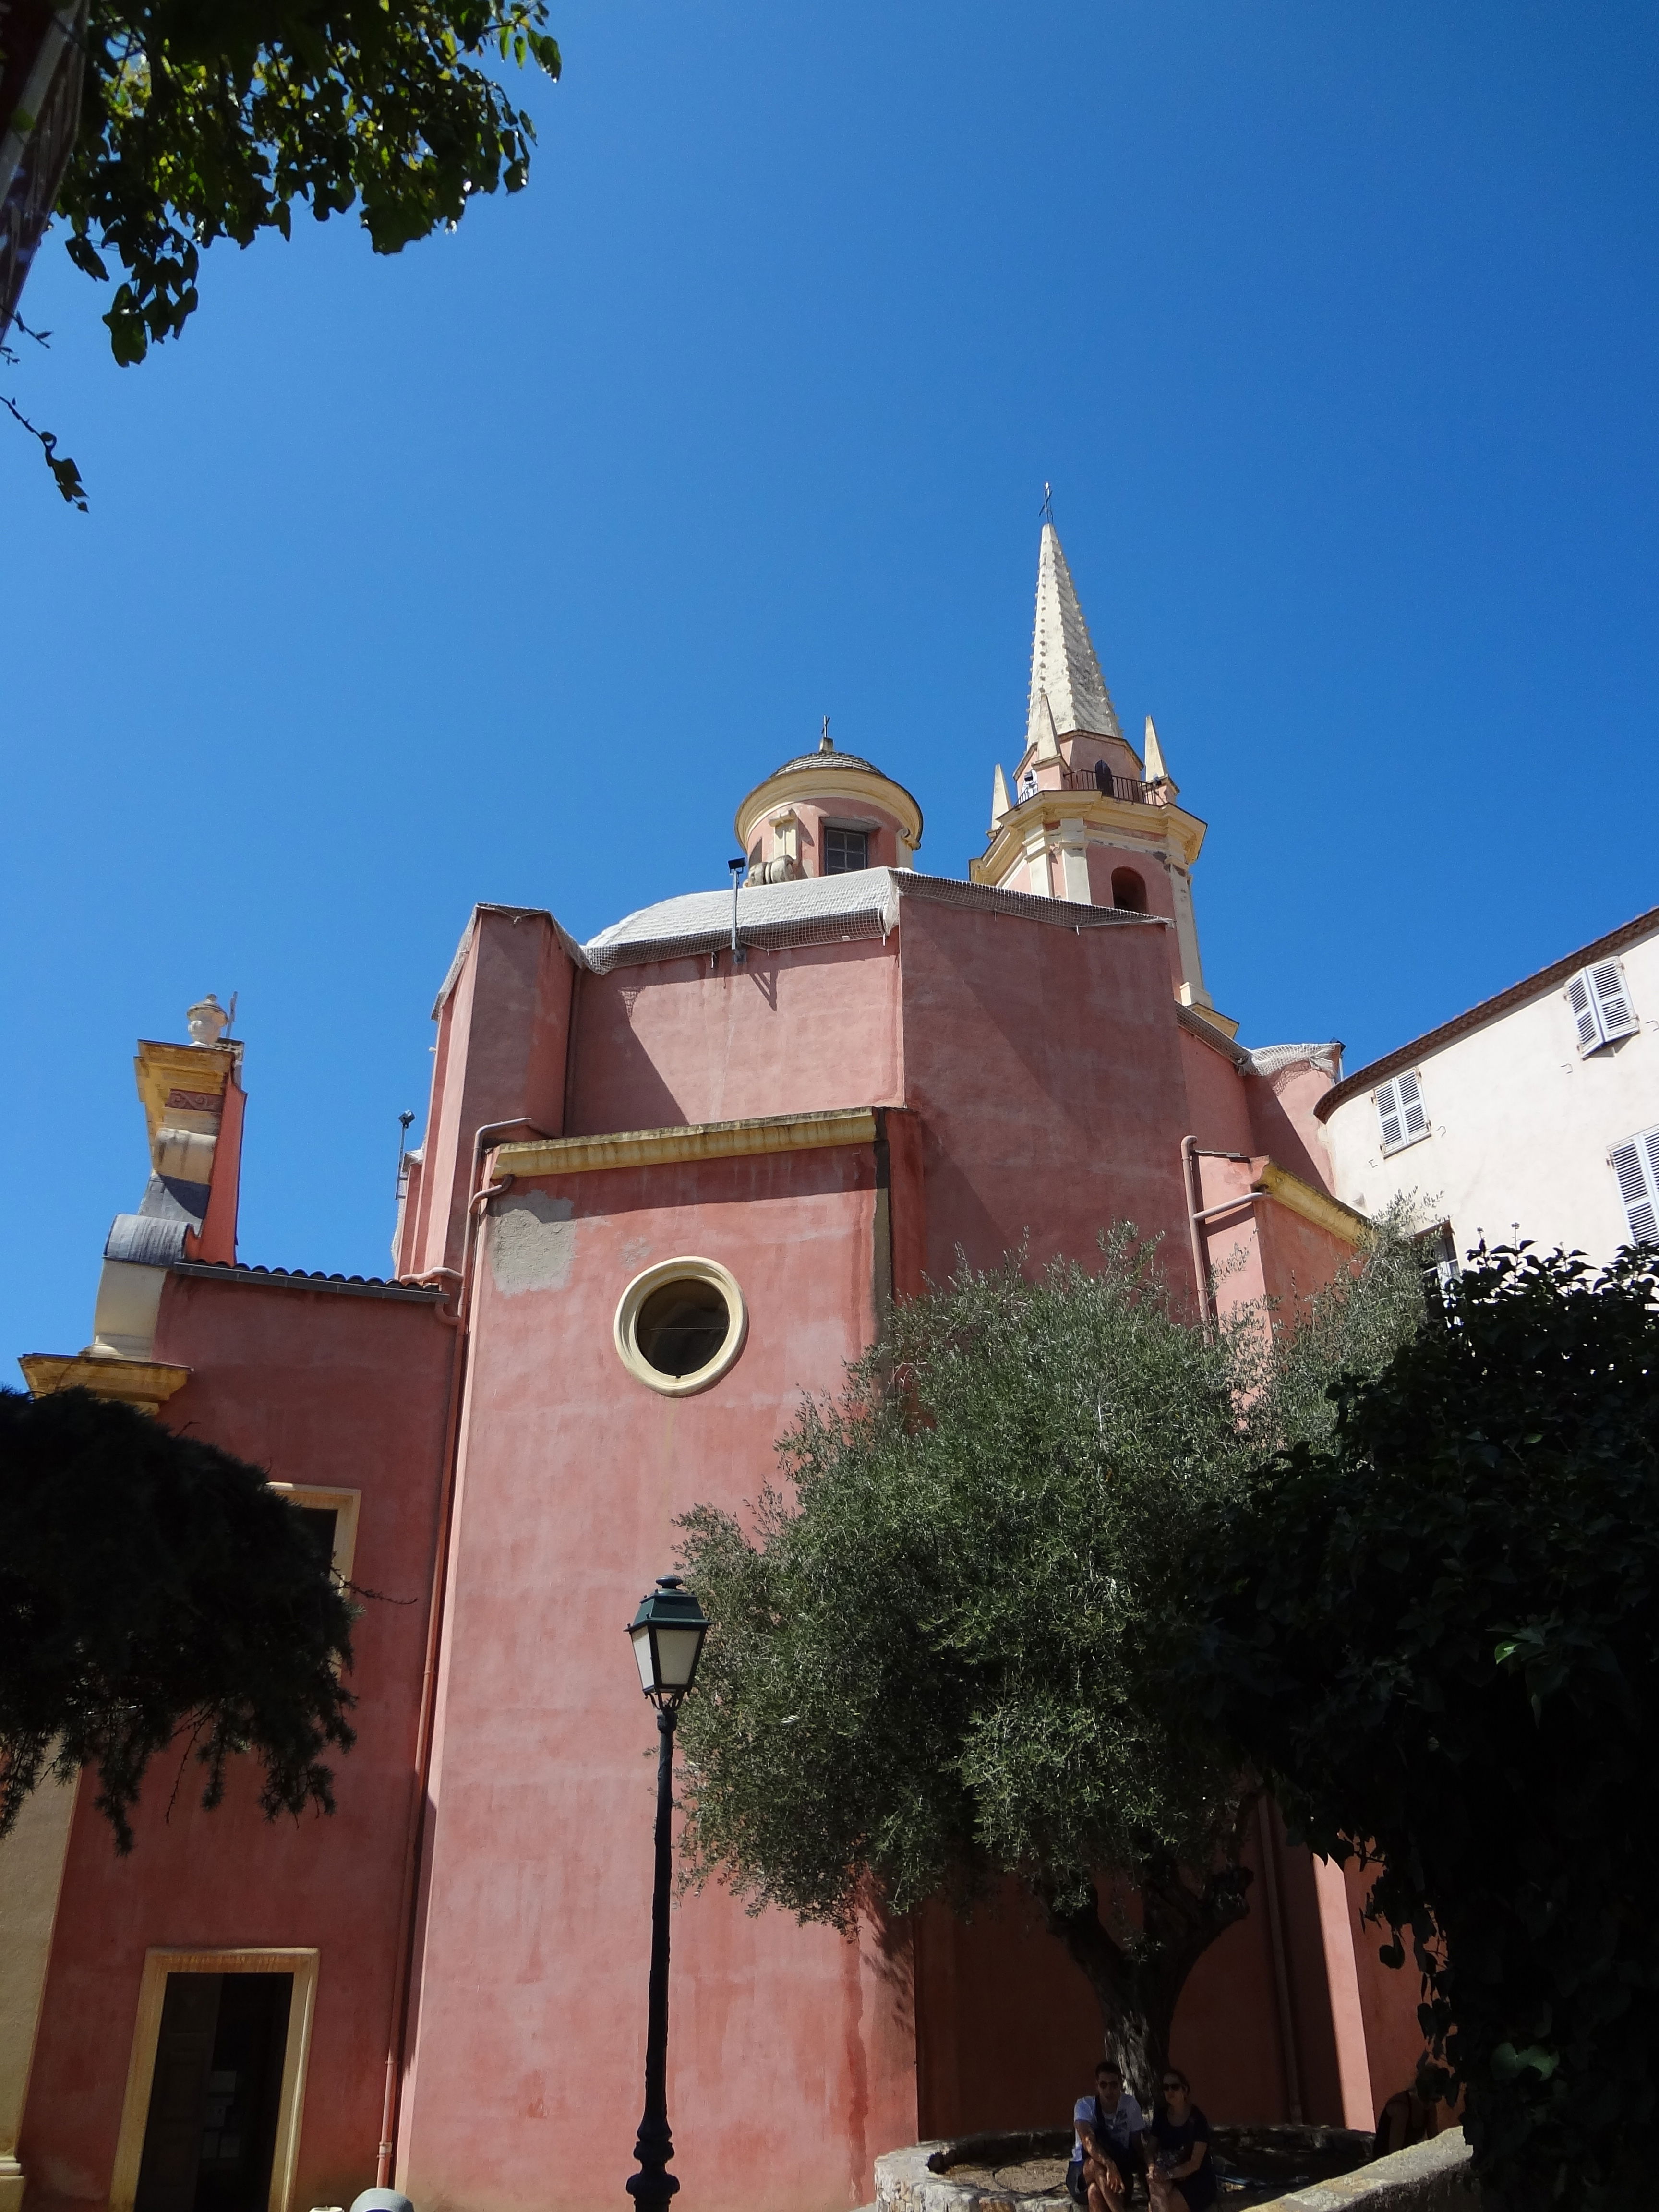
xmin=971 ymin=517 xmax=1234 ymax=1036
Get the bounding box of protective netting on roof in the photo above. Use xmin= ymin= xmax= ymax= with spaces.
xmin=1248 ymin=1042 xmax=1343 ymax=1081
xmin=581 ymin=868 xmax=1166 ymax=974
xmin=584 ymin=906 xmax=898 ymax=974
xmin=584 ymin=869 xmax=902 ymax=973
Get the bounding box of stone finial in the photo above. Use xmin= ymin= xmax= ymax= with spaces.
xmin=818 ymin=715 xmax=834 ymax=754
xmin=186 ymin=993 xmax=231 ymax=1048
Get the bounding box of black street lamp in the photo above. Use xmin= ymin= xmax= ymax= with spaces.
xmin=625 ymin=1574 xmax=711 ymax=2212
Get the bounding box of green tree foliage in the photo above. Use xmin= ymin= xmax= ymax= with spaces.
xmin=5 ymin=0 xmax=559 ymax=500
xmin=0 ymin=1386 xmax=357 ymax=1852
xmin=59 ymin=0 xmax=561 ymax=366
xmin=675 ymin=1226 xmax=1426 ymax=2094
xmin=1194 ymin=1245 xmax=1659 ymax=2211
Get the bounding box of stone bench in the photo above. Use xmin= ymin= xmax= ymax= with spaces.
xmin=874 ymin=2125 xmax=1473 ymax=2212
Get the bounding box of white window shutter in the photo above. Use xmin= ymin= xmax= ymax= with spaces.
xmin=1566 ymin=971 xmax=1602 ymax=1054
xmin=1610 ymin=1129 xmax=1659 ymax=1245
xmin=1376 ymin=1073 xmax=1429 ymax=1154
xmin=1376 ymin=1078 xmax=1405 ymax=1151
xmin=1398 ymin=1069 xmax=1429 ymax=1140
xmin=1589 ymin=960 xmax=1637 ymax=1043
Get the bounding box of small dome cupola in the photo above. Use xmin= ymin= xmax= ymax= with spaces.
xmin=735 ymin=720 xmax=923 ymax=883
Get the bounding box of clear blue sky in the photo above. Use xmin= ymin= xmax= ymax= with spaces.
xmin=4 ymin=0 xmax=1656 ymax=1372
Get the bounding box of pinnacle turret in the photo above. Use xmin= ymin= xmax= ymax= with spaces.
xmin=1025 ymin=520 xmax=1120 ymax=755
xmin=1143 ymin=714 xmax=1170 ymax=784
xmin=990 ymin=763 xmax=1011 ymax=832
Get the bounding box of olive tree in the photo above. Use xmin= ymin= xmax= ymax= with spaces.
xmin=675 ymin=1225 xmax=1425 ymax=2094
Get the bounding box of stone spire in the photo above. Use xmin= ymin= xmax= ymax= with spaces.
xmin=1025 ymin=520 xmax=1120 ymax=754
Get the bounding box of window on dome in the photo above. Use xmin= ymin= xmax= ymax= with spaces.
xmin=824 ymin=827 xmax=869 ymax=874
xmin=1110 ymin=868 xmax=1148 ymax=913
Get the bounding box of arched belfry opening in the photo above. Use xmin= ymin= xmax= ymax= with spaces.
xmin=1110 ymin=867 xmax=1149 ymax=914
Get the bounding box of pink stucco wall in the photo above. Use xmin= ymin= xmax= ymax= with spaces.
xmin=1178 ymin=1027 xmax=1256 ymax=1157
xmin=568 ymin=939 xmax=902 ymax=1137
xmin=895 ymin=898 xmax=1191 ymax=1279
xmin=404 ymin=908 xmax=576 ymax=1280
xmin=400 ymin=1145 xmax=915 ymax=2212
xmin=23 ymin=1273 xmax=453 ymax=2210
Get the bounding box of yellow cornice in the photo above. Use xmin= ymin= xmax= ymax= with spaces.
xmin=134 ymin=1040 xmax=237 ymax=1158
xmin=1251 ymin=1161 xmax=1371 ymax=1247
xmin=735 ymin=766 xmax=923 ymax=853
xmin=973 ymin=791 xmax=1206 ymax=887
xmin=18 ymin=1353 xmax=192 ymax=1417
xmin=494 ymin=1106 xmax=882 ymax=1180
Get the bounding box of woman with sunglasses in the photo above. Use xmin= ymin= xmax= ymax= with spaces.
xmin=1147 ymin=2069 xmax=1217 ymax=2212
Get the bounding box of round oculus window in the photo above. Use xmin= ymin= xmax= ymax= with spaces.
xmin=614 ymin=1258 xmax=747 ymax=1396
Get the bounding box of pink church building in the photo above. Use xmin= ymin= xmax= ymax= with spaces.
xmin=5 ymin=523 xmax=1422 ymax=2212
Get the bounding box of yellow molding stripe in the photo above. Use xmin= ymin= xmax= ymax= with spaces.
xmin=18 ymin=1354 xmax=192 ymax=1415
xmin=134 ymin=1039 xmax=235 ymax=1158
xmin=494 ymin=1106 xmax=881 ymax=1180
xmin=974 ymin=789 xmax=1207 ymax=884
xmin=1251 ymin=1160 xmax=1371 ymax=1247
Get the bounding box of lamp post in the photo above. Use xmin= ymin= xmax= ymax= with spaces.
xmin=625 ymin=1574 xmax=711 ymax=2212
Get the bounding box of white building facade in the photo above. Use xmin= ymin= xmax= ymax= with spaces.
xmin=1319 ymin=906 xmax=1659 ymax=1268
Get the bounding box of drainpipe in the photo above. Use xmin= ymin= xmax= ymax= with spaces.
xmin=1179 ymin=1138 xmax=1254 ymax=1337
xmin=1180 ymin=1136 xmax=1209 ymax=1332
xmin=374 ymin=1118 xmax=547 ymax=2186
xmin=1255 ymin=1799 xmax=1304 ymax=2123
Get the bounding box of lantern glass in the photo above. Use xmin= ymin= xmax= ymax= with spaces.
xmin=627 ymin=1576 xmax=711 ymax=1707
xmin=651 ymin=1624 xmax=705 ymax=1692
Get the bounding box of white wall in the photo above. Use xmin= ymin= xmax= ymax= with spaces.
xmin=1323 ymin=929 xmax=1659 ymax=1269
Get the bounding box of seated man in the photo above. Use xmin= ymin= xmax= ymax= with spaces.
xmin=1069 ymin=2058 xmax=1145 ymax=2212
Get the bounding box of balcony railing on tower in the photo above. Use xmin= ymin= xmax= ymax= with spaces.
xmin=1010 ymin=764 xmax=1165 ymax=806
xmin=1064 ymin=764 xmax=1163 ymax=802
